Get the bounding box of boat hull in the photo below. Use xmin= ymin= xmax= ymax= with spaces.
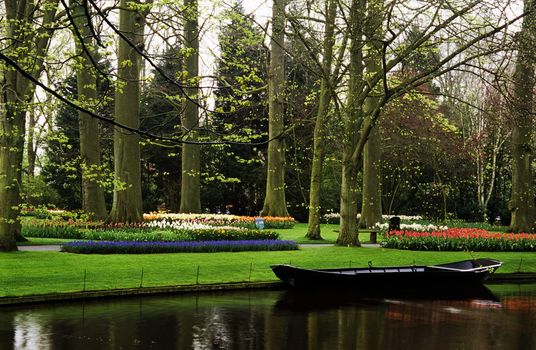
xmin=271 ymin=258 xmax=502 ymax=289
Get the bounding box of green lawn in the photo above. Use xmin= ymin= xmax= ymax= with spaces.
xmin=1 ymin=246 xmax=535 ymax=297
xmin=2 ymin=222 xmax=533 ymax=298
xmin=274 ymin=223 xmax=372 ymax=244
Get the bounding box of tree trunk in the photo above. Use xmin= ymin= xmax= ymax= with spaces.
xmin=509 ymin=0 xmax=536 ymax=233
xmin=306 ymin=0 xmax=337 ymax=240
xmin=337 ymin=0 xmax=365 ymax=246
xmin=0 ymin=0 xmax=58 ymax=250
xmin=359 ymin=0 xmax=384 ymax=229
xmin=261 ymin=0 xmax=290 ymax=218
xmin=108 ymin=0 xmax=147 ymax=223
xmin=180 ymin=0 xmax=201 ymax=213
xmin=27 ymin=105 xmax=37 ymax=179
xmin=338 ymin=153 xmax=360 ymax=245
xmin=359 ymin=124 xmax=382 ymax=228
xmin=71 ymin=0 xmax=107 ymax=220
xmin=0 ymin=103 xmax=25 ymax=251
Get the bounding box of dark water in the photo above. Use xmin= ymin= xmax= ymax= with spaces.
xmin=1 ymin=284 xmax=535 ymax=350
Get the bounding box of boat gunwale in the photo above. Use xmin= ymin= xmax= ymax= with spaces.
xmin=271 ymin=258 xmax=503 ymax=275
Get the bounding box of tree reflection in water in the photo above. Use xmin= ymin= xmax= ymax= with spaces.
xmin=0 ymin=284 xmax=534 ymax=350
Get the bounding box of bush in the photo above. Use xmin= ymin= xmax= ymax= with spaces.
xmin=382 ymin=228 xmax=536 ymax=251
xmin=61 ymin=240 xmax=299 ymax=254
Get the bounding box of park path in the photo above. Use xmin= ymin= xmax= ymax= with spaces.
xmin=18 ymin=245 xmax=62 ymax=252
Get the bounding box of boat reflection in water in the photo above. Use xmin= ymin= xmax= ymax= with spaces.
xmin=0 ymin=284 xmax=535 ymax=350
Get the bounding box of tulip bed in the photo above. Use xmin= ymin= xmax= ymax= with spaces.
xmin=23 ymin=222 xmax=279 ymax=242
xmin=143 ymin=213 xmax=295 ymax=229
xmin=382 ymin=228 xmax=536 ymax=251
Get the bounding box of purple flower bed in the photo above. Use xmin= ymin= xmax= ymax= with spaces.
xmin=61 ymin=240 xmax=299 ymax=254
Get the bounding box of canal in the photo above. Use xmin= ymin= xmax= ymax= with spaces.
xmin=0 ymin=284 xmax=535 ymax=349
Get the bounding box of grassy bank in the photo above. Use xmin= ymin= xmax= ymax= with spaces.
xmin=1 ymin=246 xmax=535 ymax=298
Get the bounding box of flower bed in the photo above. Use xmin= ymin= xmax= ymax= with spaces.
xmin=22 ymin=219 xmax=85 ymax=239
xmin=373 ymin=222 xmax=448 ymax=233
xmin=382 ymin=228 xmax=536 ymax=251
xmin=26 ymin=225 xmax=278 ymax=242
xmin=61 ymin=239 xmax=298 ymax=254
xmin=322 ymin=213 xmax=423 ymax=224
xmin=143 ymin=213 xmax=295 ymax=229
xmin=22 ymin=218 xmax=279 ymax=241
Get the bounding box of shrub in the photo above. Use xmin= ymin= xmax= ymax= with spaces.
xmin=382 ymin=228 xmax=536 ymax=251
xmin=61 ymin=240 xmax=299 ymax=254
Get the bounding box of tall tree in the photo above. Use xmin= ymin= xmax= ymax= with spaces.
xmin=261 ymin=0 xmax=290 ymax=217
xmin=70 ymin=0 xmax=107 ymax=220
xmin=179 ymin=0 xmax=201 ymax=213
xmin=108 ymin=0 xmax=151 ymax=222
xmin=337 ymin=0 xmax=365 ymax=246
xmin=359 ymin=0 xmax=384 ymax=229
xmin=335 ymin=0 xmax=520 ymax=245
xmin=509 ymin=0 xmax=536 ymax=232
xmin=0 ymin=0 xmax=59 ymax=250
xmin=208 ymin=4 xmax=268 ymax=215
xmin=306 ymin=0 xmax=337 ymax=239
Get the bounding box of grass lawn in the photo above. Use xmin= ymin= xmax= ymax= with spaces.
xmin=274 ymin=223 xmax=371 ymax=244
xmin=2 ymin=222 xmax=533 ymax=298
xmin=1 ymin=246 xmax=535 ymax=298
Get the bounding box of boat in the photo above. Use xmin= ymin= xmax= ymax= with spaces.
xmin=271 ymin=258 xmax=502 ymax=289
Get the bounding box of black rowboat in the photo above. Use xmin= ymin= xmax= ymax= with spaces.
xmin=271 ymin=258 xmax=502 ymax=289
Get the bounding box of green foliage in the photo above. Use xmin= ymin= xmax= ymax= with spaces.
xmin=40 ymin=67 xmax=114 ymax=209
xmin=140 ymin=46 xmax=183 ymax=212
xmin=202 ymin=4 xmax=269 ymax=215
xmin=379 ymin=87 xmax=474 ymax=220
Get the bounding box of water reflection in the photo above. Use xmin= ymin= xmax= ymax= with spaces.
xmin=0 ymin=284 xmax=535 ymax=349
xmin=13 ymin=314 xmax=51 ymax=350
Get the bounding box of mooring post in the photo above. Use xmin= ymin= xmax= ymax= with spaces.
xmin=140 ymin=268 xmax=144 ymax=288
xmin=249 ymin=262 xmax=253 ymax=283
xmin=83 ymin=269 xmax=87 ymax=292
xmin=196 ymin=266 xmax=200 ymax=285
